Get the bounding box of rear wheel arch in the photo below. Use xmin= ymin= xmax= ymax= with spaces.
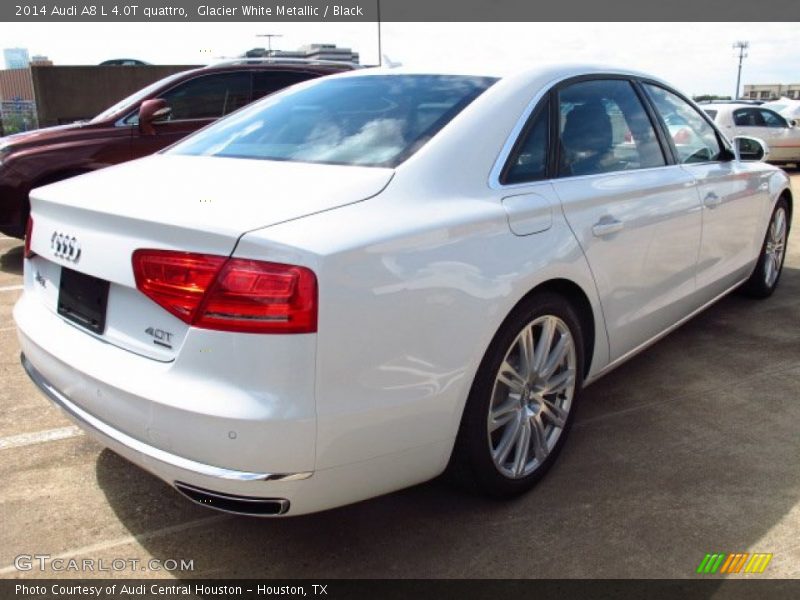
xmin=446 ymin=281 xmax=591 ymax=494
xmin=516 ymin=279 xmax=596 ymax=379
xmin=779 ymin=188 xmax=792 ymax=231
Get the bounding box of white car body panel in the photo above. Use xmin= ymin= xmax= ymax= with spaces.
xmin=14 ymin=64 xmax=792 ymax=515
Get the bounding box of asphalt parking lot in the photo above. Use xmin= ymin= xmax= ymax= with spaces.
xmin=1 ymin=173 xmax=799 ymax=581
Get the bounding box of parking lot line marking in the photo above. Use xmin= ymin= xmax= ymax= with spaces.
xmin=0 ymin=284 xmax=23 ymax=292
xmin=0 ymin=515 xmax=229 ymax=575
xmin=0 ymin=425 xmax=84 ymax=450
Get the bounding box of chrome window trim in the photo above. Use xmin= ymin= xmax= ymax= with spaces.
xmin=488 ymin=71 xmax=689 ymax=191
xmin=488 ymin=74 xmax=564 ymax=191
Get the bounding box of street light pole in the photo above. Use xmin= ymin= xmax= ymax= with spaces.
xmin=257 ymin=34 xmax=283 ymax=56
xmin=733 ymin=40 xmax=749 ymax=100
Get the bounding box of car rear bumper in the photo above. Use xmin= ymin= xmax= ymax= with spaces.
xmin=21 ymin=354 xmax=313 ymax=485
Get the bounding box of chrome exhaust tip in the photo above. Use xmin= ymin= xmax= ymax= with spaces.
xmin=174 ymin=481 xmax=290 ymax=516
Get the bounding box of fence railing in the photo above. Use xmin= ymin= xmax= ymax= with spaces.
xmin=0 ymin=100 xmax=38 ymax=136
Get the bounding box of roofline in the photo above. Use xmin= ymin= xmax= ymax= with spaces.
xmin=206 ymin=57 xmax=363 ymax=69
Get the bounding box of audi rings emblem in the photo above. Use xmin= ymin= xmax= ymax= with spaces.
xmin=51 ymin=232 xmax=82 ymax=262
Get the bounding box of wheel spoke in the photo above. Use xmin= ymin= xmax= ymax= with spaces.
xmin=541 ymin=399 xmax=568 ymax=428
xmin=774 ymin=210 xmax=786 ymax=242
xmin=518 ymin=326 xmax=535 ymax=379
xmin=493 ymin=412 xmax=522 ymax=465
xmin=497 ymin=359 xmax=526 ymax=394
xmin=530 ymin=415 xmax=549 ymax=463
xmin=489 ymin=399 xmax=519 ymax=432
xmin=532 ymin=317 xmax=556 ymax=374
xmin=512 ymin=420 xmax=531 ymax=476
xmin=540 ymin=333 xmax=570 ymax=380
xmin=543 ymin=367 xmax=575 ymax=396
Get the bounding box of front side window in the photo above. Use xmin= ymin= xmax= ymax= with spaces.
xmin=759 ymin=109 xmax=788 ymax=128
xmin=644 ymin=83 xmax=724 ymax=164
xmin=170 ymin=74 xmax=497 ymax=167
xmin=557 ymin=79 xmax=665 ymax=177
xmin=160 ymin=72 xmax=252 ymax=120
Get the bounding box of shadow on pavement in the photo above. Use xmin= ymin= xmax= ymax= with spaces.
xmin=0 ymin=244 xmax=23 ymax=276
xmin=94 ymin=266 xmax=800 ymax=579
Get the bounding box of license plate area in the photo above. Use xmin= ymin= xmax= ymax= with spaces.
xmin=57 ymin=268 xmax=110 ymax=334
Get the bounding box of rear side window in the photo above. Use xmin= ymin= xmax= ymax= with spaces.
xmin=161 ymin=72 xmax=252 ymax=120
xmin=557 ymin=79 xmax=665 ymax=177
xmin=170 ymin=74 xmax=497 ymax=167
xmin=733 ymin=108 xmax=764 ymax=127
xmin=704 ymin=109 xmax=718 ymax=120
xmin=644 ymin=84 xmax=724 ymax=164
xmin=759 ymin=109 xmax=788 ymax=128
xmin=502 ymin=99 xmax=550 ymax=184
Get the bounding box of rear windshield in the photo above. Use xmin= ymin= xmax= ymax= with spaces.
xmin=169 ymin=74 xmax=497 ymax=168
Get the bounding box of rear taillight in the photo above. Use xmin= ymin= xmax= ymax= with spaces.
xmin=24 ymin=216 xmax=34 ymax=258
xmin=132 ymin=250 xmax=317 ymax=334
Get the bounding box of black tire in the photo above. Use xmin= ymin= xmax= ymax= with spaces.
xmin=448 ymin=291 xmax=585 ymax=498
xmin=742 ymin=198 xmax=790 ymax=298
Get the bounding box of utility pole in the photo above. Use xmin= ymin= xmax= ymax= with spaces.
xmin=257 ymin=34 xmax=283 ymax=56
xmin=733 ymin=41 xmax=749 ymax=100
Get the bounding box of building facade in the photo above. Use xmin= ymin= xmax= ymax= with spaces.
xmin=743 ymin=83 xmax=800 ymax=101
xmin=244 ymin=43 xmax=359 ymax=64
xmin=3 ymin=48 xmax=30 ymax=70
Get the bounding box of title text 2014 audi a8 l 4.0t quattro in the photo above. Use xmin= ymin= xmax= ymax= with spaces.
xmin=15 ymin=65 xmax=791 ymax=516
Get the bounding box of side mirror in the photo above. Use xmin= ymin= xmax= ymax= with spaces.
xmin=138 ymin=99 xmax=171 ymax=135
xmin=733 ymin=136 xmax=769 ymax=162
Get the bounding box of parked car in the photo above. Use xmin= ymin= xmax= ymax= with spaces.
xmin=702 ymin=102 xmax=800 ymax=165
xmin=16 ymin=65 xmax=791 ymax=516
xmin=761 ymin=97 xmax=800 ymax=123
xmin=99 ymin=59 xmax=151 ymax=66
xmin=0 ymin=59 xmax=356 ymax=237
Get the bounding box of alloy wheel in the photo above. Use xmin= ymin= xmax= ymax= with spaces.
xmin=764 ymin=207 xmax=787 ymax=288
xmin=487 ymin=315 xmax=577 ymax=479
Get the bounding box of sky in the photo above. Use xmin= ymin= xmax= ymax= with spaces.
xmin=0 ymin=22 xmax=798 ymax=97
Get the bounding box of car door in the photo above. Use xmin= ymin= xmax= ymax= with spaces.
xmin=643 ymin=84 xmax=769 ymax=300
xmin=552 ymin=78 xmax=702 ymax=361
xmin=755 ymin=108 xmax=800 ymax=162
xmin=127 ymin=71 xmax=252 ymax=160
xmin=729 ymin=106 xmax=799 ymax=162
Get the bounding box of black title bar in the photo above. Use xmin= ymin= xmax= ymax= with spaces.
xmin=2 ymin=0 xmax=800 ymax=22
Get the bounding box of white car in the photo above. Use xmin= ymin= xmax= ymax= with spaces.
xmin=703 ymin=102 xmax=800 ymax=164
xmin=15 ymin=65 xmax=791 ymax=516
xmin=762 ymin=97 xmax=800 ymax=123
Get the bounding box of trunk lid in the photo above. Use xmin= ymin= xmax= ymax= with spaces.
xmin=26 ymin=154 xmax=393 ymax=361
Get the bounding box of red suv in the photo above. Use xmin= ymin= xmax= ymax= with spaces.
xmin=0 ymin=60 xmax=356 ymax=237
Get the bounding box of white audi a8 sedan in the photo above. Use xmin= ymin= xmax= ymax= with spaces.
xmin=15 ymin=65 xmax=791 ymax=516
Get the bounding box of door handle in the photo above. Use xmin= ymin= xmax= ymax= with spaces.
xmin=704 ymin=192 xmax=722 ymax=209
xmin=592 ymin=218 xmax=624 ymax=237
